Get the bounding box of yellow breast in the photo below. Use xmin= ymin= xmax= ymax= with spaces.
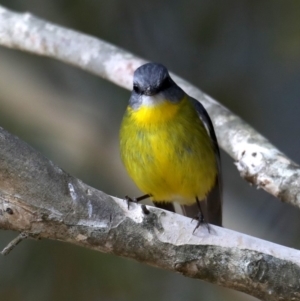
xmin=129 ymin=97 xmax=180 ymax=125
xmin=120 ymin=97 xmax=217 ymax=204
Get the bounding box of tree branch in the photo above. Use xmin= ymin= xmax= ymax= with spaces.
xmin=0 ymin=6 xmax=300 ymax=300
xmin=0 ymin=6 xmax=299 ymax=209
xmin=0 ymin=125 xmax=299 ymax=301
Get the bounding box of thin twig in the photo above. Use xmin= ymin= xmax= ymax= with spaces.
xmin=1 ymin=232 xmax=28 ymax=256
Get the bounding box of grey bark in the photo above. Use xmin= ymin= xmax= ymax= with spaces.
xmin=0 ymin=127 xmax=300 ymax=301
xmin=0 ymin=6 xmax=299 ymax=209
xmin=0 ymin=6 xmax=300 ymax=301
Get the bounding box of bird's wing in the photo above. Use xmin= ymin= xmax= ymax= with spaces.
xmin=181 ymin=97 xmax=222 ymax=227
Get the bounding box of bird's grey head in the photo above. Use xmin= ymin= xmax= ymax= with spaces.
xmin=129 ymin=63 xmax=185 ymax=108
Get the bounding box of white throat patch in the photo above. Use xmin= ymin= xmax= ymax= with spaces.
xmin=140 ymin=94 xmax=166 ymax=107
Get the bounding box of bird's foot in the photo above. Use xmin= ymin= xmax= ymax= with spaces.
xmin=124 ymin=194 xmax=151 ymax=210
xmin=192 ymin=212 xmax=210 ymax=233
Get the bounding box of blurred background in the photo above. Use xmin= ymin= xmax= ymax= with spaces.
xmin=0 ymin=1 xmax=300 ymax=300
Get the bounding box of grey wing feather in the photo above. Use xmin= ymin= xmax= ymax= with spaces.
xmin=181 ymin=97 xmax=222 ymax=227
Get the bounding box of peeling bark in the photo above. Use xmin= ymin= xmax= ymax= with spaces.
xmin=0 ymin=127 xmax=300 ymax=301
xmin=0 ymin=6 xmax=299 ymax=209
xmin=0 ymin=6 xmax=300 ymax=300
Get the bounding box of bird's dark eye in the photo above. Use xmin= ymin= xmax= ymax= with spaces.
xmin=133 ymin=84 xmax=141 ymax=94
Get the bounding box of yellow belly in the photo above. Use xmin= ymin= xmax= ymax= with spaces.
xmin=120 ymin=97 xmax=217 ymax=205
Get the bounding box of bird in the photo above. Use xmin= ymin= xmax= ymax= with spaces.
xmin=119 ymin=62 xmax=222 ymax=229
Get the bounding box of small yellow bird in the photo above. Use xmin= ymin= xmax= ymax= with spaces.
xmin=120 ymin=63 xmax=222 ymax=228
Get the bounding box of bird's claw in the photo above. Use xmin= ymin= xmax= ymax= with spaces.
xmin=124 ymin=195 xmax=138 ymax=209
xmin=192 ymin=212 xmax=210 ymax=233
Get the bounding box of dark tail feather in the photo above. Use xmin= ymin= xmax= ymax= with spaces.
xmin=206 ymin=176 xmax=222 ymax=226
xmin=153 ymin=201 xmax=176 ymax=213
xmin=181 ymin=202 xmax=200 ymax=218
xmin=181 ymin=177 xmax=222 ymax=227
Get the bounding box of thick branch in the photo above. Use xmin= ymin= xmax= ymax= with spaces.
xmin=0 ymin=6 xmax=299 ymax=208
xmin=0 ymin=127 xmax=300 ymax=301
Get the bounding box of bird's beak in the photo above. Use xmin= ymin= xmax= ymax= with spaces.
xmin=144 ymin=87 xmax=153 ymax=96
